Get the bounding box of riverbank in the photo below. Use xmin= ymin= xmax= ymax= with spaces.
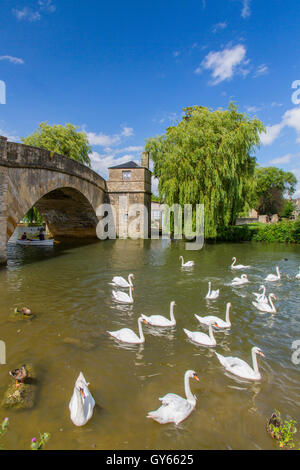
xmin=216 ymin=220 xmax=300 ymax=244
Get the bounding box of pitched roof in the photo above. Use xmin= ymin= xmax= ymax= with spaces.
xmin=108 ymin=161 xmax=141 ymax=169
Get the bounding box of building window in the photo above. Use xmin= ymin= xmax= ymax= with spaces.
xmin=122 ymin=170 xmax=131 ymax=181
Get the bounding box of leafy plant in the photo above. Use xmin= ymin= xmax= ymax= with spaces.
xmin=31 ymin=432 xmax=51 ymax=450
xmin=267 ymin=410 xmax=297 ymax=449
xmin=0 ymin=417 xmax=9 ymax=449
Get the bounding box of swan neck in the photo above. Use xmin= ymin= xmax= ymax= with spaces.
xmin=231 ymin=258 xmax=236 ymax=267
xmin=138 ymin=319 xmax=145 ymax=341
xmin=73 ymin=388 xmax=85 ymax=421
xmin=208 ymin=323 xmax=215 ymax=341
xmin=129 ymin=286 xmax=133 ymax=300
xmin=184 ymin=373 xmax=195 ymax=403
xmin=128 ymin=275 xmax=133 ymax=286
xmin=269 ymin=295 xmax=275 ymax=311
xmin=251 ymin=349 xmax=259 ymax=375
xmin=225 ymin=304 xmax=231 ymax=323
xmin=170 ymin=303 xmax=175 ymax=321
xmin=208 ymin=282 xmax=211 ymax=295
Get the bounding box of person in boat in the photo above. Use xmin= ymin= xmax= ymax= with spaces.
xmin=38 ymin=228 xmax=45 ymax=241
xmin=21 ymin=232 xmax=27 ymax=240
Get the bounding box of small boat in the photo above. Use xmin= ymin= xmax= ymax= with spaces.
xmin=16 ymin=239 xmax=54 ymax=247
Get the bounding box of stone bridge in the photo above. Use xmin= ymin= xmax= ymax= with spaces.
xmin=0 ymin=136 xmax=107 ymax=264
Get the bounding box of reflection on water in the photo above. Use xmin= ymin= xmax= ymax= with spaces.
xmin=0 ymin=239 xmax=299 ymax=449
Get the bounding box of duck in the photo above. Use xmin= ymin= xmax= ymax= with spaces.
xmin=9 ymin=365 xmax=28 ymax=387
xmin=14 ymin=307 xmax=33 ymax=316
xmin=147 ymin=370 xmax=199 ymax=425
xmin=252 ymin=294 xmax=277 ymax=313
xmin=231 ymin=274 xmax=249 ymax=286
xmin=183 ymin=323 xmax=218 ymax=347
xmin=195 ymin=302 xmax=232 ymax=329
xmin=215 ymin=346 xmax=265 ymax=381
xmin=231 ymin=257 xmax=251 ymax=270
xmin=179 ymin=256 xmax=194 ymax=268
xmin=205 ymin=281 xmax=220 ymax=299
xmin=111 ymin=274 xmax=134 ymax=288
xmin=141 ymin=301 xmax=176 ymax=327
xmin=69 ymin=372 xmax=95 ymax=427
xmin=112 ymin=285 xmax=134 ymax=304
xmin=295 ymin=267 xmax=300 ymax=279
xmin=265 ymin=266 xmax=281 ymax=282
xmin=107 ymin=317 xmax=147 ymax=344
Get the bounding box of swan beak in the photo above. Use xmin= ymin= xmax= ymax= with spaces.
xmin=80 ymin=388 xmax=86 ymax=399
xmin=258 ymin=351 xmax=265 ymax=357
xmin=143 ymin=319 xmax=148 ymax=324
xmin=194 ymin=374 xmax=200 ymax=382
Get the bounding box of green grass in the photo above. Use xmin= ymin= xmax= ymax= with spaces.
xmin=216 ymin=220 xmax=300 ymax=244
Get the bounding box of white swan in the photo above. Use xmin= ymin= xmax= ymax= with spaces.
xmin=195 ymin=302 xmax=231 ymax=329
xmin=205 ymin=281 xmax=220 ymax=299
xmin=112 ymin=285 xmax=134 ymax=304
xmin=107 ymin=316 xmax=146 ymax=344
xmin=295 ymin=267 xmax=300 ymax=279
xmin=183 ymin=323 xmax=217 ymax=346
xmin=147 ymin=370 xmax=199 ymax=425
xmin=252 ymin=293 xmax=277 ymax=313
xmin=111 ymin=273 xmax=134 ymax=288
xmin=231 ymin=274 xmax=249 ymax=286
xmin=215 ymin=346 xmax=265 ymax=381
xmin=141 ymin=301 xmax=176 ymax=327
xmin=265 ymin=266 xmax=281 ymax=282
xmin=69 ymin=372 xmax=95 ymax=427
xmin=231 ymin=257 xmax=251 ymax=270
xmin=179 ymin=256 xmax=194 ymax=268
xmin=252 ymin=285 xmax=267 ymax=303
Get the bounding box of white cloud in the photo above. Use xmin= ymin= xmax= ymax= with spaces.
xmin=261 ymin=106 xmax=300 ymax=146
xmin=269 ymin=153 xmax=299 ymax=165
xmin=241 ymin=0 xmax=251 ymax=18
xmin=254 ymin=64 xmax=269 ymax=78
xmin=245 ymin=105 xmax=261 ymax=113
xmin=212 ymin=22 xmax=227 ymax=33
xmin=0 ymin=55 xmax=24 ymax=64
xmin=38 ymin=0 xmax=56 ymax=12
xmin=172 ymin=51 xmax=181 ymax=58
xmin=85 ymin=126 xmax=134 ymax=147
xmin=12 ymin=7 xmax=41 ymax=21
xmin=260 ymin=123 xmax=284 ymax=146
xmin=198 ymin=44 xmax=247 ymax=85
xmin=0 ymin=127 xmax=19 ymax=142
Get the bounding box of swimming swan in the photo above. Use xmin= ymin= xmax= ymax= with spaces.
xmin=295 ymin=267 xmax=300 ymax=279
xmin=111 ymin=274 xmax=134 ymax=288
xmin=183 ymin=323 xmax=217 ymax=346
xmin=231 ymin=274 xmax=249 ymax=286
xmin=215 ymin=346 xmax=265 ymax=381
xmin=252 ymin=285 xmax=267 ymax=303
xmin=179 ymin=256 xmax=194 ymax=268
xmin=205 ymin=281 xmax=220 ymax=299
xmin=231 ymin=257 xmax=251 ymax=270
xmin=107 ymin=316 xmax=146 ymax=344
xmin=112 ymin=285 xmax=134 ymax=304
xmin=141 ymin=301 xmax=176 ymax=327
xmin=69 ymin=372 xmax=95 ymax=427
xmin=195 ymin=302 xmax=231 ymax=329
xmin=252 ymin=293 xmax=277 ymax=313
xmin=147 ymin=370 xmax=199 ymax=425
xmin=265 ymin=266 xmax=281 ymax=282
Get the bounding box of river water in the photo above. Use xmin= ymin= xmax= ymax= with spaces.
xmin=0 ymin=239 xmax=299 ymax=450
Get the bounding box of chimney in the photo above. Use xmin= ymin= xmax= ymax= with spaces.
xmin=141 ymin=151 xmax=149 ymax=169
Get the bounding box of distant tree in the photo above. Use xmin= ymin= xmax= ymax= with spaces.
xmin=253 ymin=167 xmax=297 ymax=215
xmin=23 ymin=207 xmax=43 ymax=225
xmin=145 ymin=103 xmax=264 ymax=237
xmin=21 ymin=122 xmax=92 ymax=167
xmin=280 ymin=199 xmax=295 ymax=218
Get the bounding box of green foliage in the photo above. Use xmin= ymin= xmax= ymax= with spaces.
xmin=145 ymin=103 xmax=265 ymax=238
xmin=253 ymin=167 xmax=297 ymax=215
xmin=216 ymin=221 xmax=300 ymax=243
xmin=0 ymin=417 xmax=9 ymax=448
xmin=24 ymin=207 xmax=43 ymax=225
xmin=267 ymin=410 xmax=297 ymax=449
xmin=21 ymin=122 xmax=91 ymax=167
xmin=31 ymin=432 xmax=51 ymax=450
xmin=280 ymin=199 xmax=295 ymax=218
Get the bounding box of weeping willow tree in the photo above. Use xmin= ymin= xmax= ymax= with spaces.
xmin=23 ymin=207 xmax=43 ymax=225
xmin=145 ymin=103 xmax=265 ymax=238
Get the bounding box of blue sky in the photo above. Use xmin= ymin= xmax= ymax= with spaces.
xmin=1 ymin=0 xmax=300 ymax=195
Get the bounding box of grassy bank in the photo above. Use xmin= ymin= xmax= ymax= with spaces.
xmin=216 ymin=220 xmax=300 ymax=244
